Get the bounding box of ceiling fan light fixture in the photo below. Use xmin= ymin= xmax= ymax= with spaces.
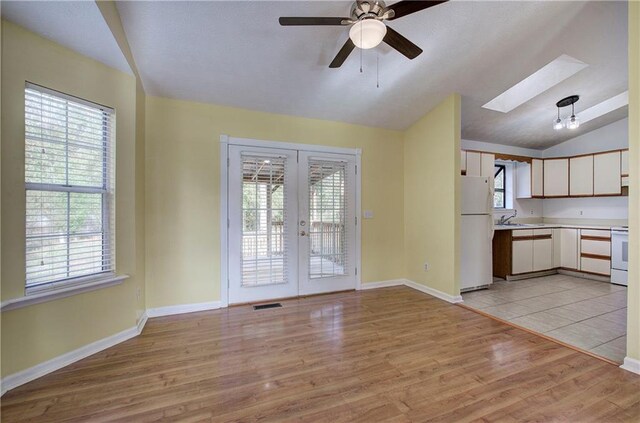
xmin=349 ymin=19 xmax=386 ymax=49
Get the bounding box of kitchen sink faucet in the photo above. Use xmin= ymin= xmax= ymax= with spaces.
xmin=498 ymin=210 xmax=517 ymax=225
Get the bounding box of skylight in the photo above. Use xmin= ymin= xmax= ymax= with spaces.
xmin=483 ymin=54 xmax=589 ymax=113
xmin=577 ymin=91 xmax=629 ymax=124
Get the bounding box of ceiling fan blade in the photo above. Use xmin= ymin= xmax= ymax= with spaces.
xmin=386 ymin=1 xmax=448 ymax=20
xmin=329 ymin=39 xmax=356 ymax=68
xmin=279 ymin=17 xmax=348 ymax=26
xmin=383 ymin=27 xmax=423 ymax=59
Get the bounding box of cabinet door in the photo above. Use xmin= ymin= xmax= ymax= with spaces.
xmin=621 ymin=150 xmax=629 ymax=176
xmin=531 ymin=159 xmax=544 ymax=197
xmin=512 ymin=230 xmax=533 ymax=274
xmin=466 ymin=151 xmax=481 ymax=177
xmin=461 ymin=151 xmax=467 ymax=174
xmin=569 ymin=155 xmax=594 ymax=196
xmin=516 ymin=162 xmax=532 ymax=198
xmin=594 ymin=152 xmax=621 ymax=195
xmin=553 ymin=229 xmax=561 ymax=268
xmin=544 ymin=159 xmax=569 ymax=197
xmin=480 ymin=153 xmax=495 ymax=178
xmin=560 ymin=228 xmax=578 ymax=270
xmin=533 ymin=229 xmax=553 ymax=271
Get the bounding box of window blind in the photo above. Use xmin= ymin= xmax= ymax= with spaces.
xmin=240 ymin=154 xmax=288 ymax=287
xmin=25 ymin=83 xmax=115 ymax=290
xmin=308 ymin=160 xmax=348 ymax=278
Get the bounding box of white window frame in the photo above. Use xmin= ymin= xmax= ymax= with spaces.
xmin=24 ymin=83 xmax=117 ymax=296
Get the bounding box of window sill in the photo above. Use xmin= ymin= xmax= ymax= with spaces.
xmin=1 ymin=274 xmax=129 ymax=312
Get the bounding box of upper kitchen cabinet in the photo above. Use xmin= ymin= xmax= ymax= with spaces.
xmin=569 ymin=155 xmax=594 ymax=196
xmin=516 ymin=162 xmax=532 ymax=198
xmin=481 ymin=153 xmax=495 ymax=180
xmin=461 ymin=151 xmax=495 ymax=178
xmin=461 ymin=150 xmax=467 ymax=174
xmin=593 ymin=151 xmax=621 ymax=195
xmin=465 ymin=151 xmax=482 ymax=176
xmin=621 ymin=150 xmax=629 ymax=187
xmin=531 ymin=159 xmax=544 ymax=197
xmin=543 ymin=158 xmax=569 ymax=197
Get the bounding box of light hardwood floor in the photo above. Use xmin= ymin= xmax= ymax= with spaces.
xmin=2 ymin=286 xmax=639 ymax=422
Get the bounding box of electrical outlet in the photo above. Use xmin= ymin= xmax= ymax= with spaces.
xmin=579 ymin=210 xmax=583 ymax=216
xmin=530 ymin=209 xmax=534 ymax=215
xmin=424 ymin=262 xmax=429 ymax=272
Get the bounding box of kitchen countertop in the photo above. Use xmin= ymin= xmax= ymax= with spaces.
xmin=494 ymin=223 xmax=626 ymax=231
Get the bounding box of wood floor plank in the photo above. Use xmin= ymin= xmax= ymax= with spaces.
xmin=2 ymin=286 xmax=639 ymax=422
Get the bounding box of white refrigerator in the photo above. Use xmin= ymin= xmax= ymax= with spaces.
xmin=460 ymin=176 xmax=494 ymax=292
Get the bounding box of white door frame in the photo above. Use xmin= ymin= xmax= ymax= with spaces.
xmin=219 ymin=135 xmax=362 ymax=306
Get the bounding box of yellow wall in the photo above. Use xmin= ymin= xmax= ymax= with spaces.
xmin=403 ymin=94 xmax=461 ymax=296
xmin=145 ymin=96 xmax=405 ymax=308
xmin=0 ymin=21 xmax=143 ymax=376
xmin=626 ymin=0 xmax=639 ymax=363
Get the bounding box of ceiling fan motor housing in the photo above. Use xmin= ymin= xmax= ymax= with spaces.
xmin=350 ymin=1 xmax=392 ymax=21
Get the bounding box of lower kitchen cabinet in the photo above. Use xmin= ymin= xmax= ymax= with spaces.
xmin=494 ymin=227 xmax=615 ymax=280
xmin=579 ymin=229 xmax=611 ymax=276
xmin=512 ymin=230 xmax=534 ymax=274
xmin=532 ymin=229 xmax=553 ymax=271
xmin=559 ymin=228 xmax=579 ymax=270
xmin=510 ymin=229 xmax=554 ymax=275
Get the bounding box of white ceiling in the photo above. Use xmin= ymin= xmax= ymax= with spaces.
xmin=2 ymin=1 xmax=628 ymax=149
xmin=1 ymin=1 xmax=132 ymax=75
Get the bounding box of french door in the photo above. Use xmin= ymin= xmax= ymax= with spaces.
xmin=227 ymin=145 xmax=357 ymax=304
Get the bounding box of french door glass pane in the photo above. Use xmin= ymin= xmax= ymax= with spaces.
xmin=308 ymin=160 xmax=348 ymax=279
xmin=241 ymin=155 xmax=287 ymax=287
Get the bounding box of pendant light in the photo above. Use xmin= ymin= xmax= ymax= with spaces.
xmin=553 ymin=107 xmax=564 ymax=130
xmin=553 ymin=95 xmax=580 ymax=131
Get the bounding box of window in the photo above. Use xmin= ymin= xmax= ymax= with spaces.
xmin=25 ymin=84 xmax=115 ymax=292
xmin=494 ymin=164 xmax=506 ymax=208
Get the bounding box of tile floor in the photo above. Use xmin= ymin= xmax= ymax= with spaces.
xmin=461 ymin=274 xmax=627 ymax=363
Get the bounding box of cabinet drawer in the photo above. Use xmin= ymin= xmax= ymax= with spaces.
xmin=533 ymin=228 xmax=553 ymax=237
xmin=512 ymin=229 xmax=534 ymax=239
xmin=580 ymin=257 xmax=611 ymax=276
xmin=581 ymin=229 xmax=611 ymax=239
xmin=581 ymin=239 xmax=611 ymax=257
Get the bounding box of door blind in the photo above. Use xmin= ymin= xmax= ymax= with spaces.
xmin=308 ymin=160 xmax=348 ymax=278
xmin=240 ymin=155 xmax=288 ymax=287
xmin=25 ymin=84 xmax=115 ymax=290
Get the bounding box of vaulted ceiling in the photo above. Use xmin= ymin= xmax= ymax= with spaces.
xmin=1 ymin=1 xmax=629 ymax=149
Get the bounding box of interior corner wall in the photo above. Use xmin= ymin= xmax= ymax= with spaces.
xmin=626 ymin=0 xmax=639 ymax=365
xmin=135 ymin=81 xmax=146 ymax=319
xmin=403 ymin=94 xmax=461 ymax=296
xmin=144 ymin=96 xmax=405 ymax=309
xmin=0 ymin=21 xmax=141 ymax=377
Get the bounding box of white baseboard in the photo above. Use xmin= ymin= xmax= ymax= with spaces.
xmin=146 ymin=301 xmax=223 ymax=318
xmin=137 ymin=311 xmax=148 ymax=333
xmin=1 ymin=317 xmax=147 ymax=396
xmin=403 ymin=279 xmax=464 ymax=303
xmin=359 ymin=279 xmax=405 ymax=290
xmin=621 ymin=357 xmax=640 ymax=375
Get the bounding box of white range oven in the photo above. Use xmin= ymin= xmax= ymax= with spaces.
xmin=611 ymin=227 xmax=628 ymax=286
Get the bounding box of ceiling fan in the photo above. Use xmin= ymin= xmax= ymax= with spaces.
xmin=279 ymin=1 xmax=448 ymax=68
